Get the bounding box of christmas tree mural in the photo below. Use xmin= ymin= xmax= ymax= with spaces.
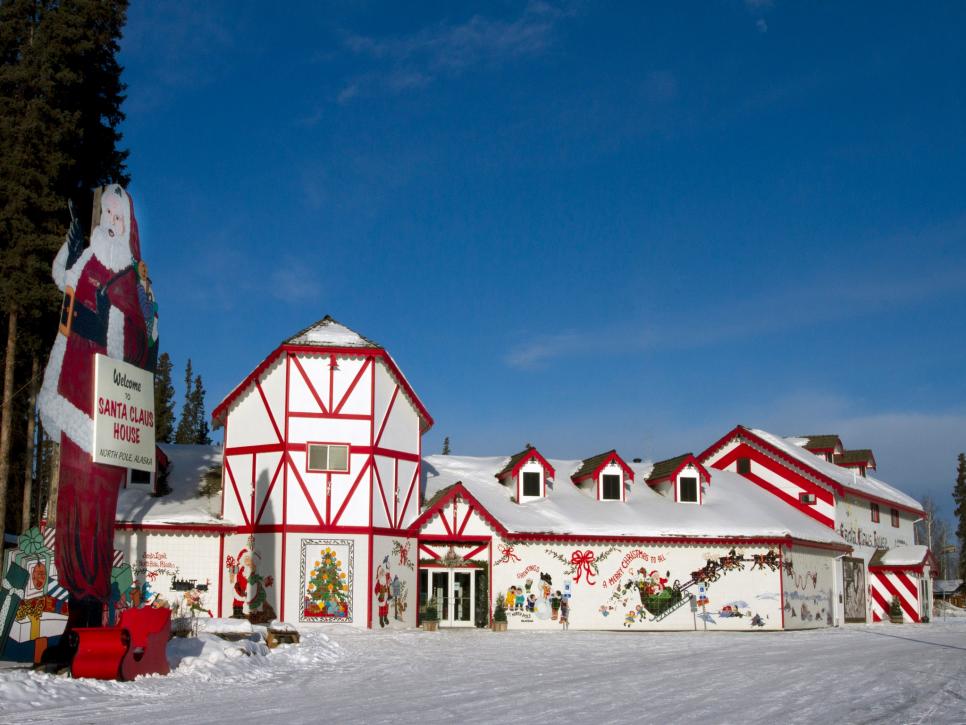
xmin=301 ymin=541 xmax=353 ymax=621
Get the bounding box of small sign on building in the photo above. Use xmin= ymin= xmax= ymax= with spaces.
xmin=92 ymin=354 xmax=155 ymax=472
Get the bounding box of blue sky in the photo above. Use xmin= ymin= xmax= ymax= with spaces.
xmin=118 ymin=2 xmax=966 ymax=522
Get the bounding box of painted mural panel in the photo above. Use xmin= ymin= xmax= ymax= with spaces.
xmin=491 ymin=541 xmax=784 ymax=630
xmin=0 ymin=526 xmax=68 ymax=663
xmin=371 ymin=536 xmax=416 ymax=628
xmin=225 ymin=535 xmax=277 ymax=623
xmin=300 ymin=539 xmax=354 ymax=622
xmin=781 ymin=546 xmax=835 ymax=629
xmin=116 ymin=531 xmax=222 ymax=619
xmin=842 ymin=556 xmax=867 ymax=623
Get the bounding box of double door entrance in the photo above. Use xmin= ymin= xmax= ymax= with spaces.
xmin=422 ymin=568 xmax=476 ymax=627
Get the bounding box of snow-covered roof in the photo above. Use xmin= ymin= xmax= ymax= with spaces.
xmin=285 ymin=315 xmax=379 ymax=349
xmin=935 ymin=579 xmax=963 ymax=594
xmin=115 ymin=444 xmax=229 ymax=527
xmin=871 ymin=545 xmax=930 ymax=567
xmin=750 ymin=429 xmax=923 ymax=512
xmin=421 ymin=454 xmax=847 ymax=546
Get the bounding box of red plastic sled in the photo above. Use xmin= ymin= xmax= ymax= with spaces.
xmin=71 ymin=607 xmax=171 ymax=681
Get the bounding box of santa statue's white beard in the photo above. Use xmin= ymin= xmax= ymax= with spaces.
xmin=89 ymin=227 xmax=131 ymax=273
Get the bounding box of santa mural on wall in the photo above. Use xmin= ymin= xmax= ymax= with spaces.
xmin=37 ymin=185 xmax=159 ymax=642
xmin=227 ymin=545 xmax=275 ymax=623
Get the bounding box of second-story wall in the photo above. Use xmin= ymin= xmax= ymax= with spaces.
xmin=221 ymin=348 xmax=424 ymax=532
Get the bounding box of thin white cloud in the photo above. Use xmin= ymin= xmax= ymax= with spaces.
xmin=503 ymin=216 xmax=966 ymax=369
xmin=337 ymin=1 xmax=574 ymax=102
xmin=270 ymin=257 xmax=323 ymax=303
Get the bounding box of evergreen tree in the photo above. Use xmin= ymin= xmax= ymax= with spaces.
xmin=191 ymin=374 xmax=211 ymax=445
xmin=153 ymin=352 xmax=176 ymax=443
xmin=174 ymin=359 xmax=195 ymax=444
xmin=442 ymin=436 xmax=451 ymax=455
xmin=0 ymin=0 xmax=129 ymax=537
xmin=954 ymin=453 xmax=966 ymax=580
xmin=306 ymin=546 xmax=349 ymax=617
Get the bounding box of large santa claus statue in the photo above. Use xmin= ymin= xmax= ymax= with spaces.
xmin=38 ymin=184 xmax=159 ymax=637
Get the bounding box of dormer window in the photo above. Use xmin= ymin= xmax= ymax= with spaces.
xmin=522 ymin=471 xmax=541 ymax=498
xmin=801 ymin=435 xmax=844 ymax=464
xmin=678 ymin=477 xmax=698 ymax=503
xmin=572 ymin=451 xmax=634 ymax=502
xmin=646 ymin=453 xmax=711 ymax=505
xmin=601 ymin=474 xmax=622 ymax=500
xmin=496 ymin=446 xmax=555 ymax=503
xmin=834 ymin=449 xmax=877 ymax=477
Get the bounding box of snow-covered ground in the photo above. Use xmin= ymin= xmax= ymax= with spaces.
xmin=2 ymin=621 xmax=966 ymax=724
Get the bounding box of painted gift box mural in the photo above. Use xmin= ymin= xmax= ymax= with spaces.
xmin=0 ymin=526 xmax=69 ymax=663
xmin=300 ymin=540 xmax=354 ymax=622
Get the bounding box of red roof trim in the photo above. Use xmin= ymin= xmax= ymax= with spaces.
xmin=572 ymin=451 xmax=635 ymax=484
xmin=646 ymin=454 xmax=711 ymax=487
xmin=504 ymin=532 xmax=851 ymax=552
xmin=408 ymin=482 xmax=510 ymax=537
xmin=212 ymin=344 xmax=434 ymax=431
xmin=115 ymin=522 xmax=234 ymax=534
xmin=499 ymin=448 xmax=556 ymax=481
xmin=699 ymin=426 xmax=923 ymax=517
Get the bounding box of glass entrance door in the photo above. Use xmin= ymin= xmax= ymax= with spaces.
xmin=421 ymin=568 xmax=475 ymax=627
xmin=452 ymin=570 xmax=473 ymax=625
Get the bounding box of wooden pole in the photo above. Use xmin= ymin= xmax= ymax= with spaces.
xmin=0 ymin=310 xmax=18 ymax=544
xmin=21 ymin=355 xmax=39 ymax=531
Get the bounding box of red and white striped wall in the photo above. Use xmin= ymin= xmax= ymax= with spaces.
xmin=870 ymin=568 xmax=922 ymax=623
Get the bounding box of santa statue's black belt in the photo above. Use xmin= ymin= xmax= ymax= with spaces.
xmin=59 ymin=287 xmax=107 ymax=347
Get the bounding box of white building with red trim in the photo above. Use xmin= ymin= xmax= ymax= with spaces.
xmin=108 ymin=317 xmax=932 ymax=631
xmin=699 ymin=426 xmax=933 ymax=624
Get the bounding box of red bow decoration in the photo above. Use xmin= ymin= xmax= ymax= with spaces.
xmin=499 ymin=546 xmax=521 ymax=563
xmin=570 ymin=550 xmax=597 ymax=585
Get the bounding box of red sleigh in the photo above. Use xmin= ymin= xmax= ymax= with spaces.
xmin=71 ymin=607 xmax=171 ymax=680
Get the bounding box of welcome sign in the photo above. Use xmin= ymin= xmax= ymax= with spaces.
xmin=92 ymin=354 xmax=155 ymax=472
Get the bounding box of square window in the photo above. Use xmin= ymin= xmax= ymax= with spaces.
xmin=891 ymin=508 xmax=899 ymax=528
xmin=799 ymin=492 xmax=816 ymax=505
xmin=737 ymin=458 xmax=751 ymax=475
xmin=679 ymin=477 xmax=698 ymax=503
xmin=307 ymin=443 xmax=350 ymax=473
xmin=328 ymin=445 xmax=348 ymax=472
xmin=602 ymin=474 xmax=621 ymax=500
xmin=522 ymin=471 xmax=541 ymax=497
xmin=871 ymin=502 xmax=880 ymax=523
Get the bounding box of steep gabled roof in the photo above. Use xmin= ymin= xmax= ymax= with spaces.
xmin=495 ymin=446 xmax=555 ymax=481
xmin=834 ymin=449 xmax=877 ymax=468
xmin=699 ymin=426 xmax=921 ymax=514
xmin=647 ymin=454 xmax=692 ymax=482
xmin=571 ymin=450 xmax=635 ymax=482
xmin=285 ymin=315 xmax=381 ymax=349
xmin=646 ymin=453 xmax=711 ymax=486
xmin=212 ymin=315 xmax=433 ymax=431
xmin=802 ymin=435 xmax=842 ymax=452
